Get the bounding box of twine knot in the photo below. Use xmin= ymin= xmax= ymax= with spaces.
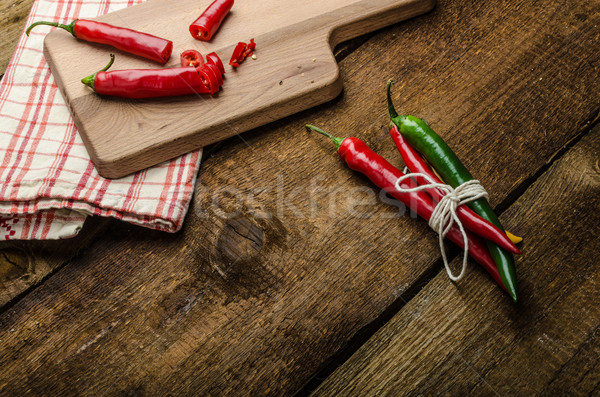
xmin=394 ymin=173 xmax=488 ymax=281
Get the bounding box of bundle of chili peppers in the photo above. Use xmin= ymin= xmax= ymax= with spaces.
xmin=306 ymin=81 xmax=521 ymax=301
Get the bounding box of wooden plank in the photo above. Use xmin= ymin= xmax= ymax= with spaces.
xmin=313 ymin=127 xmax=600 ymax=395
xmin=0 ymin=0 xmax=599 ymax=395
xmin=42 ymin=0 xmax=435 ymax=178
xmin=0 ymin=0 xmax=113 ymax=308
xmin=0 ymin=0 xmax=365 ymax=310
xmin=0 ymin=217 xmax=110 ymax=309
xmin=0 ymin=0 xmax=33 ymax=76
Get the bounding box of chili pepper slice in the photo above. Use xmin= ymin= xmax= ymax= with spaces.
xmin=181 ymin=49 xmax=205 ymax=68
xmin=306 ymin=124 xmax=506 ymax=291
xmin=26 ymin=19 xmax=173 ymax=64
xmin=386 ymin=80 xmax=518 ymax=302
xmin=229 ymin=39 xmax=255 ymax=67
xmin=204 ymin=62 xmax=224 ymax=86
xmin=197 ymin=64 xmax=220 ymax=94
xmin=206 ymin=52 xmax=225 ymax=74
xmin=189 ymin=0 xmax=234 ymax=41
xmin=389 ymin=125 xmax=521 ymax=255
xmin=81 ymin=54 xmax=209 ymax=98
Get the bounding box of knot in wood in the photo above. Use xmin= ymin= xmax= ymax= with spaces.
xmin=0 ymin=246 xmax=32 ymax=282
xmin=214 ymin=217 xmax=265 ymax=270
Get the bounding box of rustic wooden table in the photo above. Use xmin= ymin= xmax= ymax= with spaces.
xmin=1 ymin=0 xmax=599 ymax=395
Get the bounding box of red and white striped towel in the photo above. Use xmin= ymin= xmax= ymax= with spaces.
xmin=0 ymin=0 xmax=201 ymax=240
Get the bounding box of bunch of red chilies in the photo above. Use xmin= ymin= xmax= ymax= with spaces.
xmin=306 ymin=115 xmax=522 ymax=300
xmin=26 ymin=0 xmax=254 ymax=98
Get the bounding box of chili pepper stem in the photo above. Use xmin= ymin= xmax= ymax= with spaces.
xmin=81 ymin=54 xmax=115 ymax=90
xmin=26 ymin=20 xmax=77 ymax=37
xmin=387 ymin=79 xmax=400 ymax=119
xmin=306 ymin=124 xmax=344 ymax=150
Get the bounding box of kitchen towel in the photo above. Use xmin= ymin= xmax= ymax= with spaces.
xmin=0 ymin=0 xmax=201 ymax=240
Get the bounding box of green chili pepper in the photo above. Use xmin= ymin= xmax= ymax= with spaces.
xmin=386 ymin=80 xmax=518 ymax=302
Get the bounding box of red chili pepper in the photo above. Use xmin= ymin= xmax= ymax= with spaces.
xmin=229 ymin=38 xmax=255 ymax=67
xmin=189 ymin=0 xmax=234 ymax=41
xmin=306 ymin=124 xmax=506 ymax=290
xmin=81 ymin=54 xmax=210 ymax=98
xmin=206 ymin=52 xmax=225 ymax=74
xmin=389 ymin=125 xmax=521 ymax=255
xmin=26 ymin=19 xmax=172 ymax=64
xmin=180 ymin=49 xmax=205 ymax=68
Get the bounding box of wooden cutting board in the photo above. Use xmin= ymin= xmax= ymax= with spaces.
xmin=43 ymin=0 xmax=435 ymax=178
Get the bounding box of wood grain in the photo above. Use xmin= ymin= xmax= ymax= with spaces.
xmin=313 ymin=126 xmax=600 ymax=396
xmin=0 ymin=217 xmax=110 ymax=309
xmin=0 ymin=0 xmax=367 ymax=310
xmin=0 ymin=0 xmax=598 ymax=395
xmin=43 ymin=0 xmax=435 ymax=178
xmin=0 ymin=0 xmax=33 ymax=76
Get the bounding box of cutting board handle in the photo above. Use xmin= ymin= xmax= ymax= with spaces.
xmin=328 ymin=0 xmax=436 ymax=47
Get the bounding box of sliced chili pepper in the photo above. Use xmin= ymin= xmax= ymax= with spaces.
xmin=306 ymin=124 xmax=506 ymax=291
xmin=204 ymin=62 xmax=223 ymax=86
xmin=180 ymin=49 xmax=205 ymax=68
xmin=386 ymin=80 xmax=518 ymax=302
xmin=389 ymin=125 xmax=521 ymax=255
xmin=206 ymin=52 xmax=225 ymax=74
xmin=26 ymin=19 xmax=172 ymax=64
xmin=197 ymin=64 xmax=220 ymax=94
xmin=229 ymin=39 xmax=255 ymax=67
xmin=189 ymin=0 xmax=234 ymax=41
xmin=81 ymin=54 xmax=209 ymax=98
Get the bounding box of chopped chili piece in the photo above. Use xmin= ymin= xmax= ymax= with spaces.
xmin=229 ymin=43 xmax=245 ymax=67
xmin=229 ymin=39 xmax=255 ymax=67
xmin=306 ymin=124 xmax=506 ymax=291
xmin=180 ymin=49 xmax=205 ymax=68
xmin=189 ymin=0 xmax=234 ymax=41
xmin=387 ymin=79 xmax=518 ymax=302
xmin=204 ymin=62 xmax=223 ymax=86
xmin=196 ymin=64 xmax=220 ymax=94
xmin=26 ymin=19 xmax=173 ymax=64
xmin=81 ymin=54 xmax=210 ymax=98
xmin=389 ymin=125 xmax=521 ymax=255
xmin=206 ymin=52 xmax=225 ymax=74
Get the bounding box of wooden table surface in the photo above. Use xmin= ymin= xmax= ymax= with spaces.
xmin=1 ymin=0 xmax=599 ymax=395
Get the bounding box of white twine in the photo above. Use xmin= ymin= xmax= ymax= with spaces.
xmin=394 ymin=173 xmax=489 ymax=281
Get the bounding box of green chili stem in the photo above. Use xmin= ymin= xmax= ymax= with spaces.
xmin=26 ymin=20 xmax=77 ymax=37
xmin=306 ymin=124 xmax=344 ymax=150
xmin=386 ymin=79 xmax=399 ymax=119
xmin=81 ymin=54 xmax=115 ymax=90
